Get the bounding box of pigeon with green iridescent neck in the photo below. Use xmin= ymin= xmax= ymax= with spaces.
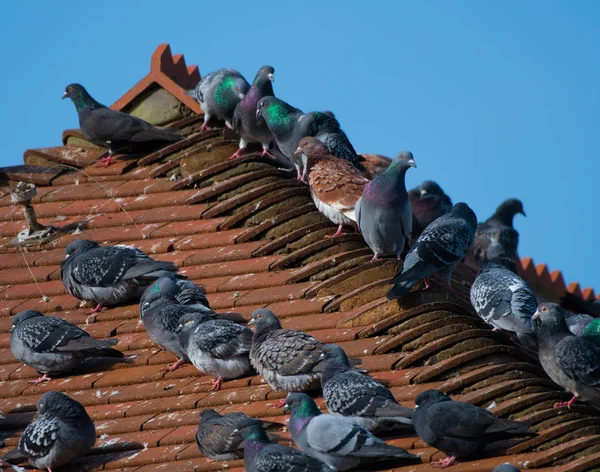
xmin=567 ymin=315 xmax=600 ymax=348
xmin=63 ymin=83 xmax=182 ymax=167
xmin=356 ymin=151 xmax=416 ymax=261
xmin=188 ymin=68 xmax=250 ymax=131
xmin=284 ymin=393 xmax=420 ymax=471
xmin=256 ymin=96 xmax=318 ymax=180
xmin=230 ymin=65 xmax=277 ymax=161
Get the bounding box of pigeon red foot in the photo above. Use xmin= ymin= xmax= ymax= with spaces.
xmin=431 ymin=456 xmax=457 ymax=468
xmin=207 ymin=376 xmax=223 ymax=392
xmin=554 ymin=396 xmax=578 ymax=409
xmin=97 ymin=156 xmax=116 ymax=167
xmin=28 ymin=373 xmax=52 ymax=385
xmin=164 ymin=358 xmax=188 ymax=372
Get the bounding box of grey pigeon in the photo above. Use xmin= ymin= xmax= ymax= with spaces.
xmin=356 ymin=151 xmax=416 ymax=261
xmin=188 ymin=68 xmax=250 ymax=131
xmin=408 ymin=180 xmax=453 ymax=238
xmin=249 ymin=309 xmax=324 ymax=407
xmin=234 ymin=417 xmax=331 ymax=472
xmin=284 ymin=393 xmax=420 ymax=471
xmin=178 ymin=312 xmax=252 ymax=391
xmin=387 ymin=202 xmax=477 ymax=299
xmin=61 ymin=239 xmax=181 ymax=313
xmin=472 ymin=198 xmax=525 ymax=263
xmin=533 ymin=302 xmax=600 ymax=408
xmin=470 ymin=257 xmax=537 ymax=346
xmin=10 ymin=310 xmax=125 ymax=385
xmin=196 ymin=409 xmax=282 ymax=461
xmin=493 ymin=464 xmax=520 ymax=472
xmin=140 ymin=276 xmax=216 ymax=371
xmin=230 ymin=65 xmax=277 ymax=160
xmin=2 ymin=391 xmax=95 ymax=470
xmin=63 ymin=83 xmax=181 ymax=167
xmin=412 ymin=389 xmax=535 ymax=468
xmin=256 ymin=96 xmax=318 ymax=180
xmin=567 ymin=314 xmax=595 ymax=337
xmin=320 ymin=344 xmax=413 ymax=432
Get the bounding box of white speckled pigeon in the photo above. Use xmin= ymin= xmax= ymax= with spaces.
xmin=470 ymin=257 xmax=537 ymax=346
xmin=284 ymin=393 xmax=420 ymax=471
xmin=230 ymin=65 xmax=277 ymax=160
xmin=408 ymin=180 xmax=453 ymax=238
xmin=196 ymin=409 xmax=282 ymax=461
xmin=234 ymin=417 xmax=331 ymax=471
xmin=10 ymin=310 xmax=125 ymax=385
xmin=472 ymin=199 xmax=525 ymax=263
xmin=256 ymin=96 xmax=318 ymax=180
xmin=533 ymin=302 xmax=600 ymax=409
xmin=61 ymin=240 xmax=181 ymax=313
xmin=320 ymin=344 xmax=412 ymax=432
xmin=387 ymin=202 xmax=477 ymax=299
xmin=178 ymin=312 xmax=252 ymax=391
xmin=63 ymin=83 xmax=181 ymax=167
xmin=356 ymin=151 xmax=416 ymax=261
xmin=2 ymin=391 xmax=96 ymax=471
xmin=412 ymin=389 xmax=535 ymax=468
xmin=140 ymin=276 xmax=215 ymax=371
xmin=188 ymin=68 xmax=250 ymax=131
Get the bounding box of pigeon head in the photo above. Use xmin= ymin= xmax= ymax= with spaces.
xmin=38 ymin=391 xmax=90 ymax=424
xmin=294 ymin=136 xmax=330 ymax=167
xmin=415 ymin=180 xmax=444 ymax=199
xmin=198 ymin=408 xmax=221 ymax=423
xmin=389 ymin=151 xmax=417 ymax=171
xmin=491 ymin=198 xmax=526 ymax=227
xmin=282 ymin=393 xmax=322 ymax=418
xmin=64 ymin=239 xmax=99 ymax=258
xmin=215 ymin=75 xmax=249 ymax=104
xmin=414 ymin=389 xmax=451 ymax=408
xmin=311 ymin=111 xmax=341 ymax=133
xmin=62 ymin=83 xmax=100 ymax=110
xmin=11 ymin=310 xmax=43 ymax=331
xmin=232 ymin=417 xmax=267 ymax=441
xmin=532 ymin=303 xmax=570 ymax=333
xmin=255 ymin=96 xmax=297 ymax=127
xmin=248 ymin=308 xmax=282 ymax=333
xmin=253 ymin=65 xmax=275 ymax=85
xmin=320 ymin=343 xmax=351 ymax=365
xmin=450 ymin=202 xmax=478 ymax=228
xmin=482 ymin=256 xmax=519 ymax=275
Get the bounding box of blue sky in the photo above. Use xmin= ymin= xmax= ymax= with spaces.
xmin=1 ymin=1 xmax=598 ymax=290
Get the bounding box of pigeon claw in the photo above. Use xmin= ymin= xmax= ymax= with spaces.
xmin=423 ymin=278 xmax=431 ymax=290
xmin=200 ymin=123 xmax=211 ymax=132
xmin=164 ymin=359 xmax=188 ymax=372
xmin=97 ymin=156 xmax=116 ymax=167
xmin=431 ymin=456 xmax=457 ymax=468
xmin=324 ymin=225 xmax=345 ymax=239
xmin=554 ymin=396 xmax=578 ymax=409
xmin=29 ymin=373 xmax=52 ymax=385
xmin=261 ymin=149 xmax=279 ymax=160
xmin=207 ymin=376 xmax=223 ymax=392
xmin=228 ymin=149 xmax=244 ymax=161
xmin=89 ymin=304 xmax=106 ymax=314
xmin=268 ymin=399 xmax=287 ymax=409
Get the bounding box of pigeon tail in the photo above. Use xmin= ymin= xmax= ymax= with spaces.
xmin=2 ymin=447 xmax=28 ymax=464
xmin=386 ymin=279 xmax=416 ymax=300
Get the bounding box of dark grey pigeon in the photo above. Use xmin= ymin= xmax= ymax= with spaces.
xmin=234 ymin=417 xmax=331 ymax=472
xmin=249 ymin=309 xmax=324 ymax=407
xmin=408 ymin=180 xmax=453 ymax=238
xmin=412 ymin=389 xmax=535 ymax=468
xmin=2 ymin=391 xmax=95 ymax=470
xmin=140 ymin=276 xmax=216 ymax=372
xmin=61 ymin=240 xmax=181 ymax=313
xmin=493 ymin=464 xmax=520 ymax=472
xmin=470 ymin=257 xmax=537 ymax=346
xmin=256 ymin=96 xmax=318 ymax=180
xmin=387 ymin=202 xmax=477 ymax=299
xmin=472 ymin=199 xmax=525 ymax=263
xmin=63 ymin=83 xmax=181 ymax=167
xmin=356 ymin=151 xmax=416 ymax=261
xmin=566 ymin=313 xmax=595 ymax=337
xmin=187 ymin=68 xmax=250 ymax=131
xmin=10 ymin=310 xmax=125 ymax=385
xmin=230 ymin=65 xmax=277 ymax=160
xmin=533 ymin=302 xmax=600 ymax=408
xmin=560 ymin=292 xmax=600 ymax=318
xmin=320 ymin=344 xmax=413 ymax=432
xmin=285 ymin=393 xmax=420 ymax=471
xmin=196 ymin=409 xmax=282 ymax=461
xmin=178 ymin=312 xmax=252 ymax=391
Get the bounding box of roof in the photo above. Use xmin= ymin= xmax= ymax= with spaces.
xmin=1 ymin=43 xmax=599 ymax=472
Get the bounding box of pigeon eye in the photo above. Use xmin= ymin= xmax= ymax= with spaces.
xmin=542 ymin=307 xmax=547 ymax=312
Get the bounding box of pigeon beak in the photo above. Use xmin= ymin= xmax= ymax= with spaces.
xmin=531 ymin=310 xmax=540 ymax=321
xmin=9 ymin=325 xmax=15 ymax=333
xmin=318 ymin=352 xmax=325 ymax=361
xmin=62 ymin=91 xmax=68 ymax=100
xmin=293 ymin=147 xmax=303 ymax=158
xmin=256 ymin=108 xmax=261 ymax=119
xmin=232 ymin=428 xmax=239 ymax=434
xmin=282 ymin=404 xmax=290 ymax=413
xmin=520 ymin=210 xmax=527 ymax=217
xmin=408 ymin=159 xmax=417 ymax=168
xmin=268 ymin=73 xmax=275 ymax=82
xmin=419 ymin=188 xmax=428 ymax=197
xmin=247 ymin=318 xmax=255 ymax=326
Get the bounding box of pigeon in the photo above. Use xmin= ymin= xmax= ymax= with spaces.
xmin=249 ymin=308 xmax=325 ymax=408
xmin=471 ymin=199 xmax=525 ymax=263
xmin=355 ymin=151 xmax=417 ymax=261
xmin=560 ymin=292 xmax=600 ymax=318
xmin=284 ymin=393 xmax=420 ymax=471
xmin=387 ymin=202 xmax=477 ymax=299
xmin=140 ymin=276 xmax=216 ymax=371
xmin=61 ymin=239 xmax=181 ymax=313
xmin=408 ymin=180 xmax=453 ymax=238
xmin=412 ymin=389 xmax=535 ymax=468
xmin=63 ymin=83 xmax=181 ymax=167
xmin=234 ymin=417 xmax=332 ymax=472
xmin=493 ymin=464 xmax=520 ymax=472
xmin=196 ymin=409 xmax=282 ymax=461
xmin=256 ymin=96 xmax=318 ymax=180
xmin=178 ymin=312 xmax=252 ymax=391
xmin=566 ymin=314 xmax=595 ymax=337
xmin=229 ymin=65 xmax=277 ymax=160
xmin=533 ymin=302 xmax=600 ymax=408
xmin=2 ymin=391 xmax=96 ymax=471
xmin=470 ymin=257 xmax=537 ymax=346
xmin=307 ymin=111 xmax=366 ymax=172
xmin=295 ymin=137 xmax=368 ymax=237
xmin=320 ymin=344 xmax=413 ymax=432
xmin=10 ymin=310 xmax=125 ymax=385
xmin=188 ymin=68 xmax=250 ymax=131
